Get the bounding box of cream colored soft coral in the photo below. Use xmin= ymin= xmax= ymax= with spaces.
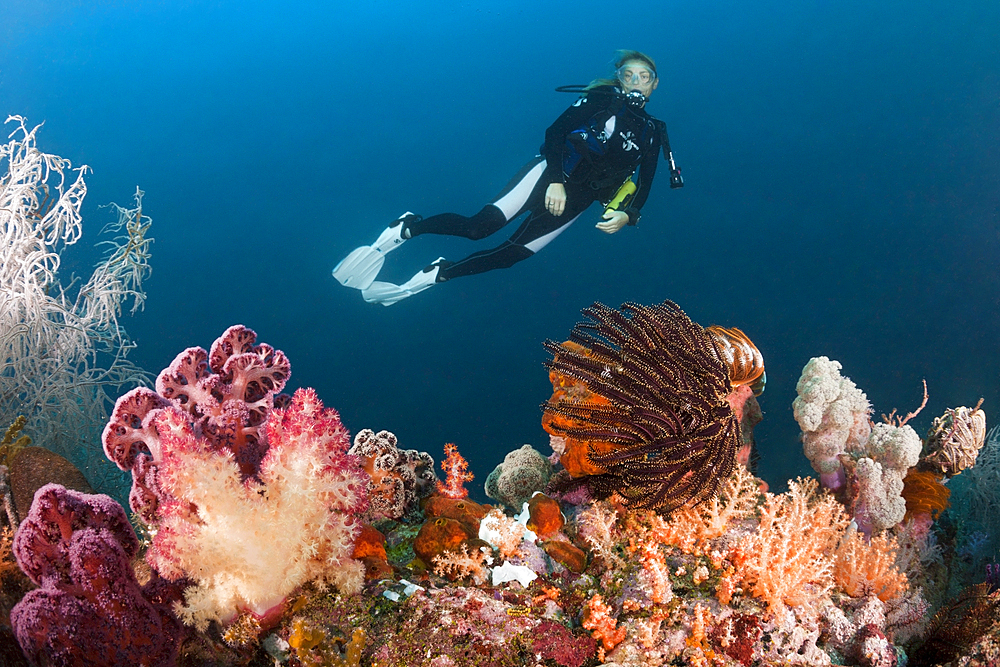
xmin=148 ymin=389 xmax=367 ymax=630
xmin=793 ymin=357 xmax=872 ymax=489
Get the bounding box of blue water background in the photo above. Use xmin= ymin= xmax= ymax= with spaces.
xmin=3 ymin=0 xmax=998 ymax=498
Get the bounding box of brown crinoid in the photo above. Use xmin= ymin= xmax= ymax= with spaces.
xmin=542 ymin=300 xmax=741 ymax=514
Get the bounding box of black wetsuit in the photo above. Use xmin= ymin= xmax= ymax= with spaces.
xmin=405 ymin=85 xmax=664 ymax=281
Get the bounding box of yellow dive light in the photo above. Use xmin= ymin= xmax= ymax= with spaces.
xmin=604 ymin=179 xmax=637 ymax=215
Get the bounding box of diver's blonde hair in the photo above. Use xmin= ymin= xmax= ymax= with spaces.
xmin=586 ymin=50 xmax=657 ymax=90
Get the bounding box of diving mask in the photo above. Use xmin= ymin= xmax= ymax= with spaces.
xmin=616 ymin=64 xmax=656 ymax=87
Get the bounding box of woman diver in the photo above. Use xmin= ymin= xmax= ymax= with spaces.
xmin=333 ymin=50 xmax=683 ymax=306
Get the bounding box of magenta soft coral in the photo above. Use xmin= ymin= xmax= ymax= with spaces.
xmin=11 ymin=484 xmax=183 ymax=667
xmin=103 ymin=324 xmax=292 ymax=522
xmin=99 ymin=326 xmax=369 ymax=631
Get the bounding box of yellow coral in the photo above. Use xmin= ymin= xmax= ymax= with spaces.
xmin=289 ymin=619 xmax=366 ymax=667
xmin=0 ymin=526 xmax=19 ymax=580
xmin=0 ymin=415 xmax=30 ymax=467
xmin=221 ymin=613 xmax=262 ymax=647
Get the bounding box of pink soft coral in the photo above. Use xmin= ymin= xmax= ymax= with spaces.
xmin=101 ymin=327 xmax=368 ymax=631
xmin=103 ymin=324 xmax=292 ymax=522
xmin=149 ymin=387 xmax=368 ymax=629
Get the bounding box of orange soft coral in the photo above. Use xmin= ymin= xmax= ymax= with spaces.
xmin=431 ymin=544 xmax=489 ymax=584
xmin=637 ymin=541 xmax=673 ymax=604
xmin=738 ymin=477 xmax=850 ymax=613
xmin=646 ymin=464 xmax=762 ymax=554
xmin=834 ymin=527 xmax=908 ymax=601
xmin=582 ymin=593 xmax=627 ymax=656
xmin=436 ymin=442 xmax=474 ymax=499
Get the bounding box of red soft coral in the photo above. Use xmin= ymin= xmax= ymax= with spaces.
xmin=436 ymin=442 xmax=474 ymax=499
xmin=530 ymin=620 xmax=598 ymax=667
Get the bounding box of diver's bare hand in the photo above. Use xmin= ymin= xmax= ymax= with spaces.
xmin=596 ymin=210 xmax=629 ymax=233
xmin=545 ymin=183 xmax=566 ymax=216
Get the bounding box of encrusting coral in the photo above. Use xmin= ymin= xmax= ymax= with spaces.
xmin=485 ymin=443 xmax=552 ymax=510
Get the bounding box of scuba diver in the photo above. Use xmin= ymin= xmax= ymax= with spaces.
xmin=333 ymin=50 xmax=683 ymax=306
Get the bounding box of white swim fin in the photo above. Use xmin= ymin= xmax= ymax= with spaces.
xmin=332 ymin=212 xmax=419 ymax=290
xmin=361 ymin=258 xmax=448 ymax=306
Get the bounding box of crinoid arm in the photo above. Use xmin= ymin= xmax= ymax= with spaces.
xmin=542 ymin=300 xmax=741 ymax=514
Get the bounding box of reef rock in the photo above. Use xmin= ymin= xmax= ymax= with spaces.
xmin=9 ymin=447 xmax=92 ymax=521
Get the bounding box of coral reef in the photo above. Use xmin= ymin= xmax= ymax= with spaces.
xmin=0 ymin=117 xmax=153 ymax=499
xmin=4 ymin=302 xmax=998 ymax=667
xmin=542 ymin=300 xmax=741 ymax=513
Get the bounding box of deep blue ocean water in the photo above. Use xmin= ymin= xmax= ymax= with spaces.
xmin=3 ymin=0 xmax=998 ymax=499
